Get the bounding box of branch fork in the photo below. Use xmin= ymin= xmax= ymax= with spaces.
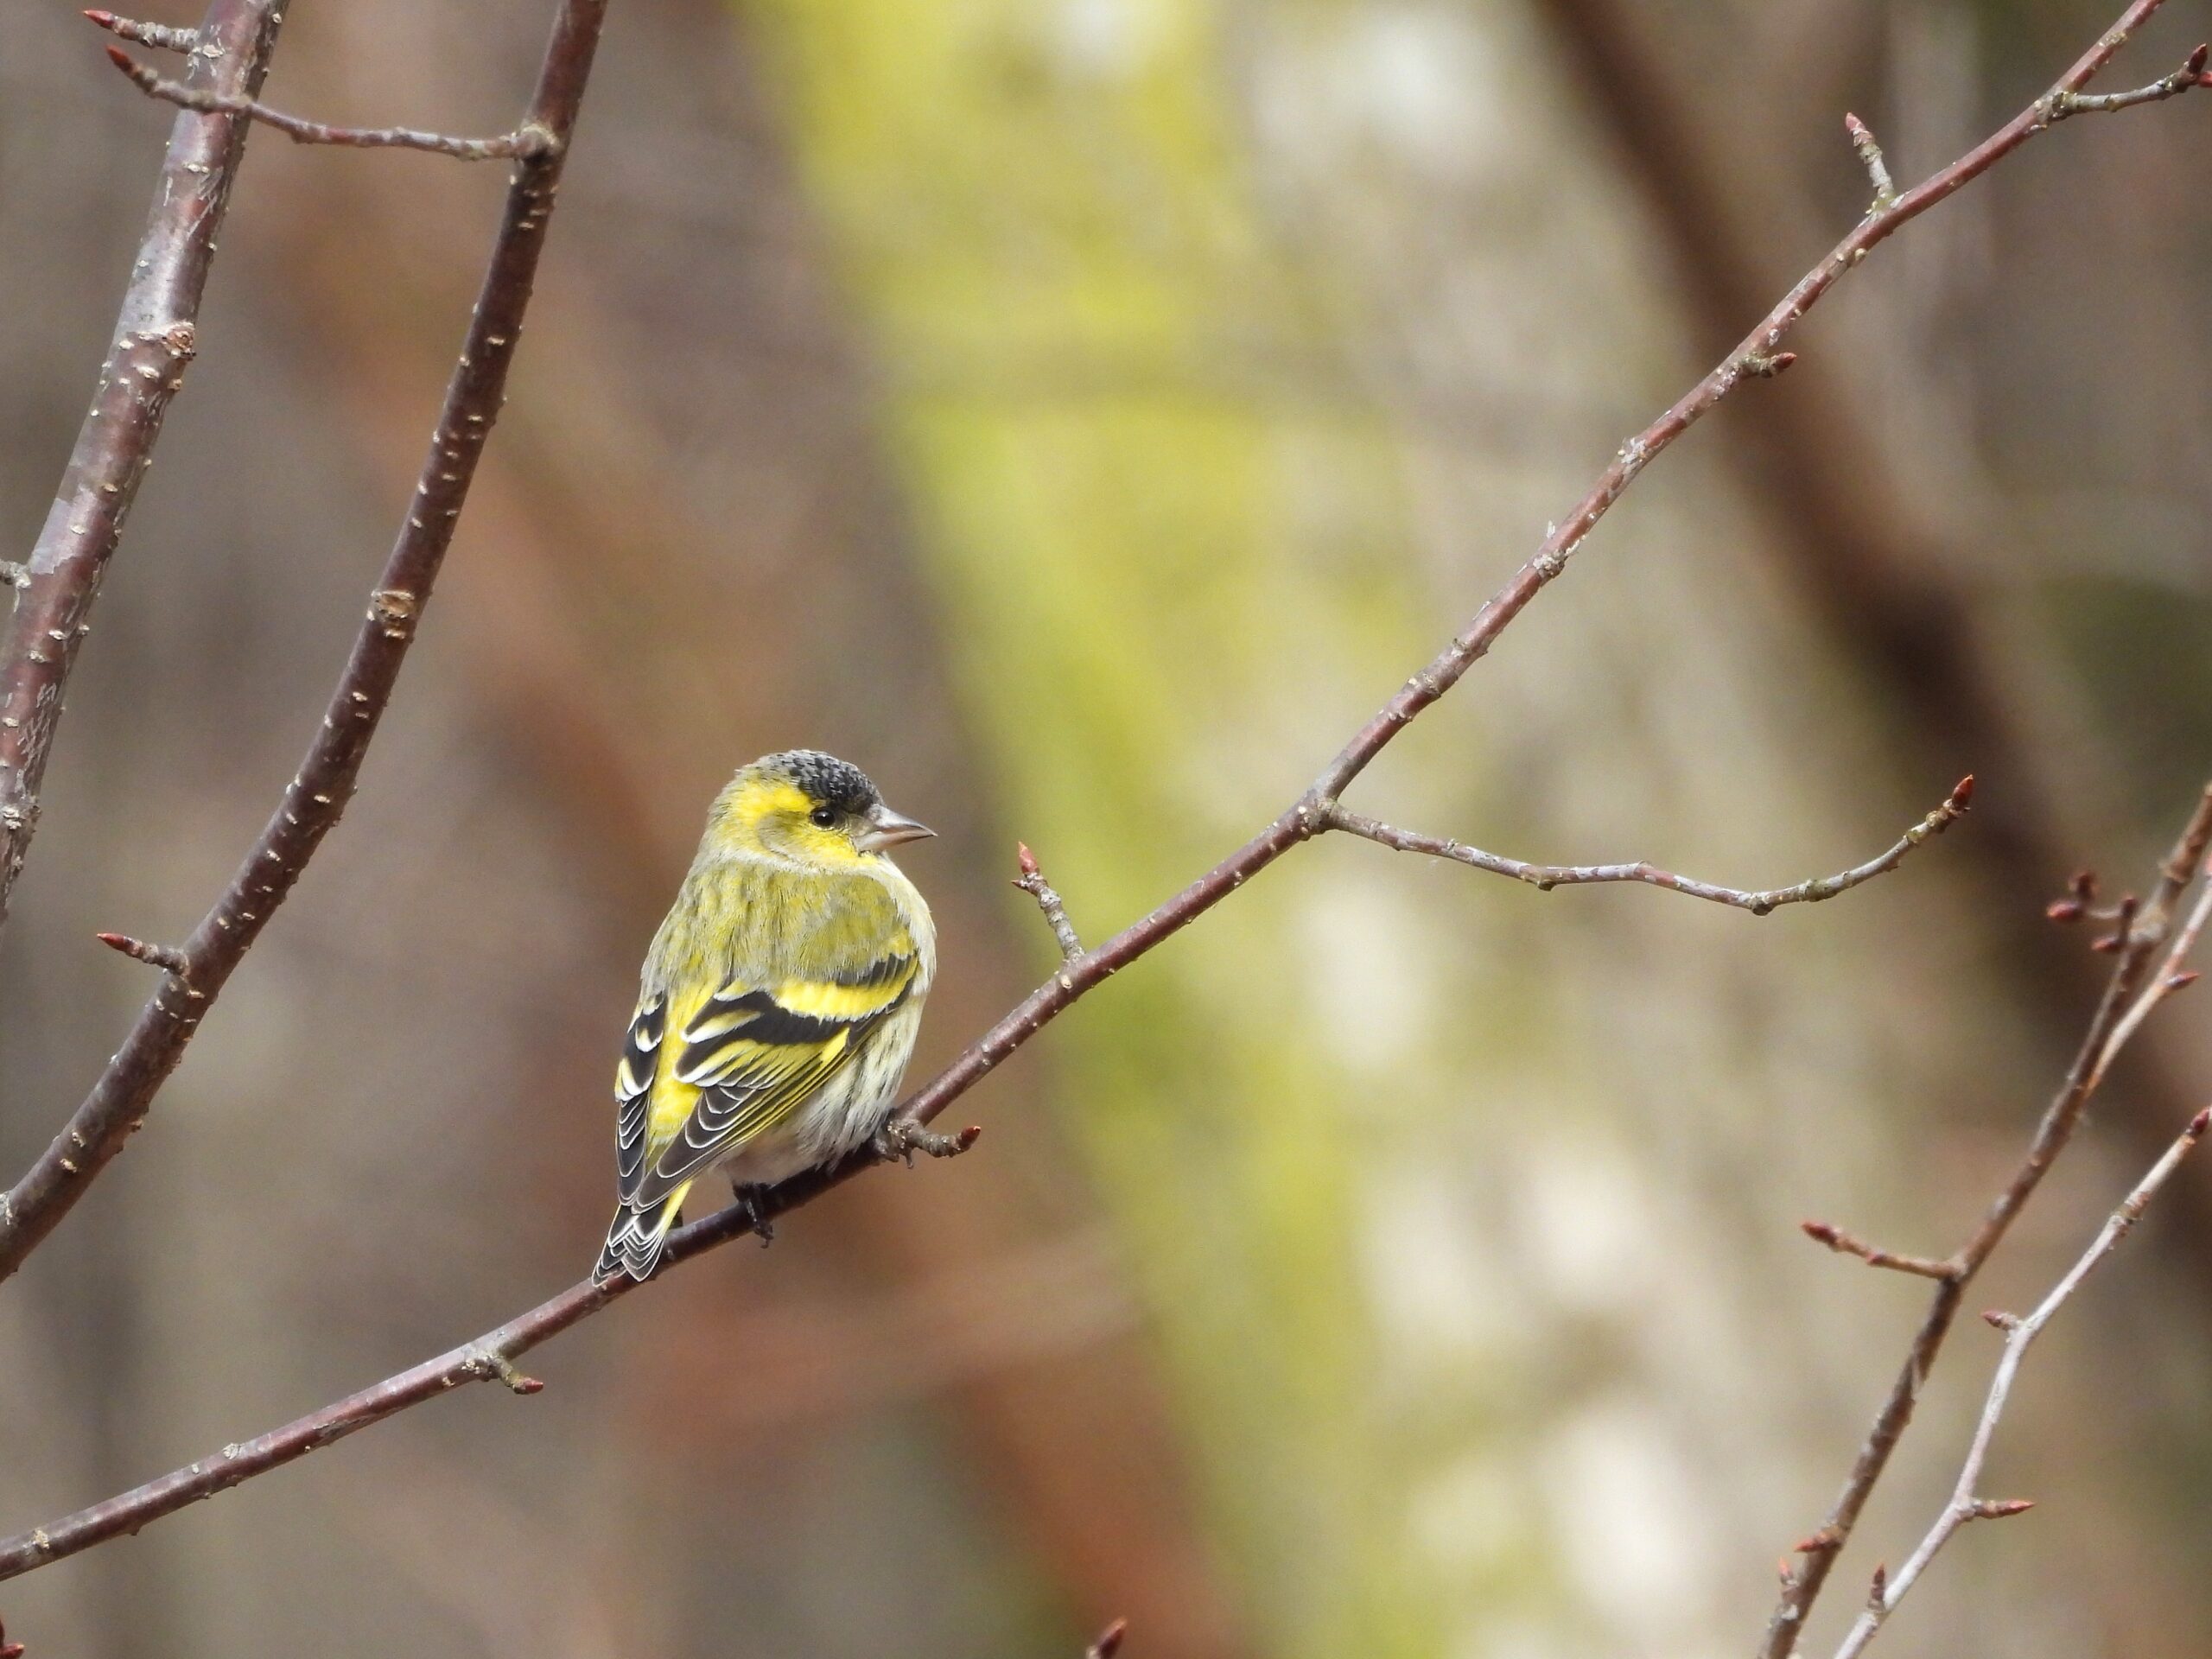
xmin=105 ymin=44 xmax=559 ymax=162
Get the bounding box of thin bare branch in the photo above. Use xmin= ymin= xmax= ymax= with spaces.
xmin=0 ymin=0 xmax=284 ymax=946
xmin=1087 ymin=1618 xmax=1129 ymax=1659
xmin=1761 ymin=778 xmax=2212 ymax=1656
xmin=1014 ymin=842 xmax=1084 ymax=962
xmin=1799 ymin=1221 xmax=1955 ymax=1281
xmin=106 ymin=46 xmax=556 ymax=161
xmin=1327 ymin=777 xmax=1971 ymax=916
xmin=0 ymin=0 xmax=2194 ymax=1577
xmin=83 ymin=9 xmax=197 ymax=52
xmin=2046 ymin=41 xmax=2210 ymax=119
xmin=92 ymin=931 xmax=188 ymax=976
xmin=1830 ymin=1106 xmax=2211 ymax=1658
xmin=1845 ymin=112 xmax=1897 ymax=210
xmin=0 ymin=0 xmax=611 ymax=1284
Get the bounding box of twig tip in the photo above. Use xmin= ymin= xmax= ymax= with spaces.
xmin=1016 ymin=841 xmax=1039 ymax=879
xmin=2188 ymin=1106 xmax=2209 ymax=1140
xmin=1950 ymin=773 xmax=1975 ymax=808
xmin=1087 ymin=1617 xmax=1128 ymax=1659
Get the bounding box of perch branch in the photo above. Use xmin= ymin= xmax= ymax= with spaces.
xmin=106 ymin=47 xmax=557 ymax=160
xmin=1014 ymin=842 xmax=1085 ymax=962
xmin=1326 ymin=776 xmax=1970 ymax=916
xmin=0 ymin=0 xmax=285 ymax=947
xmin=0 ymin=0 xmax=611 ymax=1284
xmin=0 ymin=0 xmax=2196 ymax=1577
xmin=1761 ymin=779 xmax=2212 ymax=1656
xmin=1828 ymin=1106 xmax=2212 ymax=1659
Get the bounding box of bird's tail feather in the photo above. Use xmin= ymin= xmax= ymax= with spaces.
xmin=594 ymin=1179 xmax=695 ymax=1281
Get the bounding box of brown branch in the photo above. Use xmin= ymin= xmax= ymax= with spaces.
xmin=0 ymin=0 xmax=285 ymax=945
xmin=0 ymin=0 xmax=2196 ymax=1580
xmin=1829 ymin=1106 xmax=2212 ymax=1658
xmin=1014 ymin=842 xmax=1085 ymax=962
xmin=1798 ymin=1221 xmax=1955 ymax=1281
xmin=0 ymin=0 xmax=610 ymax=1284
xmin=1761 ymin=779 xmax=2212 ymax=1656
xmin=1327 ymin=777 xmax=1970 ymax=916
xmin=83 ymin=9 xmax=197 ymax=52
xmin=1087 ymin=1618 xmax=1129 ymax=1659
xmin=105 ymin=46 xmax=556 ymax=161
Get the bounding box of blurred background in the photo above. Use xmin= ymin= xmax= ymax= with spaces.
xmin=2 ymin=1 xmax=2209 ymax=1655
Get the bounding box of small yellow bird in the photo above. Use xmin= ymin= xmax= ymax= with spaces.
xmin=595 ymin=750 xmax=941 ymax=1281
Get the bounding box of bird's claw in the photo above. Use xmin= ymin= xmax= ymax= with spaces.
xmin=729 ymin=1180 xmax=774 ymax=1246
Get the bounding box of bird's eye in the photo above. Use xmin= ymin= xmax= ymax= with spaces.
xmin=809 ymin=806 xmax=837 ymax=829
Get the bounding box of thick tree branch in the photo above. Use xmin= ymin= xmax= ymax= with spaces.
xmin=1767 ymin=781 xmax=2212 ymax=1655
xmin=1326 ymin=777 xmax=1970 ymax=916
xmin=0 ymin=0 xmax=2194 ymax=1579
xmin=0 ymin=0 xmax=285 ymax=944
xmin=1828 ymin=1105 xmax=2211 ymax=1659
xmin=106 ymin=46 xmax=558 ymax=161
xmin=0 ymin=0 xmax=611 ymax=1283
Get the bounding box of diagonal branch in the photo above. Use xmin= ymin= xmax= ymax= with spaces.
xmin=105 ymin=46 xmax=557 ymax=161
xmin=0 ymin=0 xmax=611 ymax=1284
xmin=1325 ymin=777 xmax=1971 ymax=916
xmin=1829 ymin=1105 xmax=2212 ymax=1658
xmin=0 ymin=0 xmax=2196 ymax=1579
xmin=0 ymin=0 xmax=285 ymax=949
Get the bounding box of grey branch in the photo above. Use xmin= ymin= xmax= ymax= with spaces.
xmin=84 ymin=10 xmax=198 ymax=52
xmin=1830 ymin=1105 xmax=2212 ymax=1658
xmin=1326 ymin=777 xmax=1973 ymax=916
xmin=2046 ymin=41 xmax=2210 ymax=119
xmin=106 ymin=48 xmax=557 ymax=161
xmin=1014 ymin=842 xmax=1085 ymax=962
xmin=1845 ymin=113 xmax=1898 ymax=211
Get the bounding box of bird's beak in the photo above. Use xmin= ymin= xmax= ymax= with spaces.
xmin=855 ymin=801 xmax=936 ymax=854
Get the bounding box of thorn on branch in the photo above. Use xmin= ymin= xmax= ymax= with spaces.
xmin=1014 ymin=842 xmax=1085 ymax=963
xmin=94 ymin=931 xmax=188 ymax=976
xmin=84 ymin=9 xmax=196 ymax=52
xmin=104 ymin=48 xmax=558 ymax=162
xmin=1800 ymin=1220 xmax=1956 ymax=1280
xmin=1845 ymin=113 xmax=1899 ymax=211
xmin=1086 ymin=1618 xmax=1128 ymax=1659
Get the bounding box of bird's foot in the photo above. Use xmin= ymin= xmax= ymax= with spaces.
xmin=728 ymin=1180 xmax=775 ymax=1247
xmin=871 ymin=1116 xmax=982 ymax=1166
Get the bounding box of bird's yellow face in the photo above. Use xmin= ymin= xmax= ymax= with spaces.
xmin=707 ymin=751 xmax=934 ymax=872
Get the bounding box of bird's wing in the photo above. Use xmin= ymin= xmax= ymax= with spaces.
xmin=616 ymin=942 xmax=921 ymax=1211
